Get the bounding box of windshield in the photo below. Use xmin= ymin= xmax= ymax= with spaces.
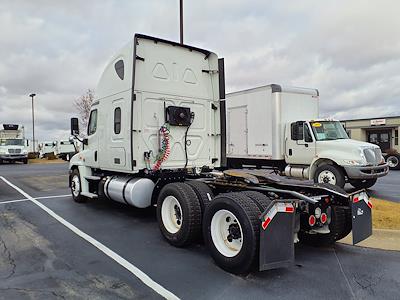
xmin=310 ymin=121 xmax=349 ymax=141
xmin=0 ymin=139 xmax=25 ymax=146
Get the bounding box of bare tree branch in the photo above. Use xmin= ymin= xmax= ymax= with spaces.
xmin=74 ymin=89 xmax=94 ymax=136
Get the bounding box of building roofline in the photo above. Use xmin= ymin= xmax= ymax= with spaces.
xmin=342 ymin=115 xmax=400 ymax=122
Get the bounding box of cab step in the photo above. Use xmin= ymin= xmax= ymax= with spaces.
xmin=84 ymin=175 xmax=101 ymax=181
xmin=81 ymin=192 xmax=98 ymax=199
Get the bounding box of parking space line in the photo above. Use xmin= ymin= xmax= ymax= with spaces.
xmin=0 ymin=198 xmax=30 ymax=205
xmin=0 ymin=194 xmax=71 ymax=205
xmin=0 ymin=176 xmax=179 ymax=300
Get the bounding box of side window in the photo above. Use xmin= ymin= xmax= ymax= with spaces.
xmin=88 ymin=109 xmax=98 ymax=135
xmin=304 ymin=124 xmax=313 ymax=142
xmin=114 ymin=60 xmax=124 ymax=80
xmin=114 ymin=107 xmax=121 ymax=134
xmin=291 ymin=122 xmax=304 ymax=140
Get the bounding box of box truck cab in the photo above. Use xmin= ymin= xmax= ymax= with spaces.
xmin=0 ymin=124 xmax=28 ymax=164
xmin=226 ymin=85 xmax=389 ymax=188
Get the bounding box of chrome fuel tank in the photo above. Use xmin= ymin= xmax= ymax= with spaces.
xmin=104 ymin=176 xmax=155 ymax=208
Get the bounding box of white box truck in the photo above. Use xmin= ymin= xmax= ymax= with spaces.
xmin=226 ymin=85 xmax=389 ymax=188
xmin=0 ymin=124 xmax=28 ymax=164
xmin=68 ymin=34 xmax=372 ymax=274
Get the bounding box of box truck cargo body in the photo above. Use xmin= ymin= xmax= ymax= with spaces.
xmin=226 ymin=85 xmax=389 ymax=188
xmin=227 ymin=85 xmax=318 ymax=160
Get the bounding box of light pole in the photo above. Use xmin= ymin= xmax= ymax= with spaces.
xmin=29 ymin=93 xmax=36 ymax=154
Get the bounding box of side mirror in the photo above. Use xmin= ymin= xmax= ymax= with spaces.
xmin=71 ymin=118 xmax=79 ymax=136
xmin=291 ymin=121 xmax=304 ymax=140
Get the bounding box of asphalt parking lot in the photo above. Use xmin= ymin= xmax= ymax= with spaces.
xmin=0 ymin=163 xmax=399 ymax=299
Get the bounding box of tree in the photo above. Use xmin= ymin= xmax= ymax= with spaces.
xmin=74 ymin=89 xmax=94 ymax=135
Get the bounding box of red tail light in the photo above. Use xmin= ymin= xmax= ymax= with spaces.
xmin=308 ymin=215 xmax=316 ymax=226
xmin=320 ymin=213 xmax=327 ymax=224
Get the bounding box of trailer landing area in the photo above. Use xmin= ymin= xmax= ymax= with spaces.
xmin=0 ymin=163 xmax=399 ymax=299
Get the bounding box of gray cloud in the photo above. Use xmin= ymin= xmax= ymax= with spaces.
xmin=0 ymin=0 xmax=399 ymax=142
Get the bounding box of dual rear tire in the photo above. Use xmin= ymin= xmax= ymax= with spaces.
xmin=157 ymin=183 xmax=270 ymax=274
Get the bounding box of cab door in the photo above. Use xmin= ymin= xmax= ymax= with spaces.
xmin=285 ymin=121 xmax=315 ymax=165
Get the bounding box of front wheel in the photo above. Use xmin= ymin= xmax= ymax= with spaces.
xmin=349 ymin=178 xmax=377 ymax=189
xmin=314 ymin=164 xmax=345 ymax=188
xmin=70 ymin=169 xmax=87 ymax=203
xmin=386 ymin=154 xmax=400 ymax=170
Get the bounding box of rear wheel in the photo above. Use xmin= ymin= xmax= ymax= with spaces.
xmin=185 ymin=180 xmax=214 ymax=214
xmin=386 ymin=154 xmax=400 ymax=170
xmin=70 ymin=169 xmax=87 ymax=203
xmin=203 ymin=193 xmax=261 ymax=274
xmin=349 ymin=178 xmax=377 ymax=189
xmin=299 ymin=205 xmax=349 ymax=246
xmin=23 ymin=158 xmax=28 ymax=164
xmin=314 ymin=164 xmax=345 ymax=188
xmin=157 ymin=182 xmax=202 ymax=247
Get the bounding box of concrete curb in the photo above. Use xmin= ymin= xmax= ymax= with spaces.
xmin=338 ymin=229 xmax=400 ymax=251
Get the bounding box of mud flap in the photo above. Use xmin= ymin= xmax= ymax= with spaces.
xmin=351 ymin=192 xmax=372 ymax=244
xmin=259 ymin=200 xmax=296 ymax=271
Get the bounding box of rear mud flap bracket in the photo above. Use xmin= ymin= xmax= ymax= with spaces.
xmin=351 ymin=192 xmax=372 ymax=244
xmin=259 ymin=200 xmax=296 ymax=271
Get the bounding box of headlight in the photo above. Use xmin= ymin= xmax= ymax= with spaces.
xmin=343 ymin=159 xmax=365 ymax=166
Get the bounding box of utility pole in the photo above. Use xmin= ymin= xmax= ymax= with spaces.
xmin=180 ymin=0 xmax=183 ymax=44
xmin=29 ymin=93 xmax=36 ymax=154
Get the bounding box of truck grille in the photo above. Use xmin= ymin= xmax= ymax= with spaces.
xmin=8 ymin=148 xmax=21 ymax=154
xmin=363 ymin=148 xmax=382 ymax=165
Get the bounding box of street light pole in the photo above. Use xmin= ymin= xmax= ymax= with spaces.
xmin=29 ymin=93 xmax=36 ymax=154
xmin=180 ymin=0 xmax=183 ymax=44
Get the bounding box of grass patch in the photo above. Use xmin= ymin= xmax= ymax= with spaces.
xmin=372 ymin=198 xmax=400 ymax=230
xmin=28 ymin=158 xmax=66 ymax=164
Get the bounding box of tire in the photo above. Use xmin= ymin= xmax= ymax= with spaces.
xmin=23 ymin=159 xmax=28 ymax=164
xmin=349 ymin=178 xmax=377 ymax=189
xmin=386 ymin=154 xmax=400 ymax=170
xmin=185 ymin=180 xmax=214 ymax=214
xmin=203 ymin=192 xmax=261 ymax=274
xmin=70 ymin=169 xmax=87 ymax=203
xmin=299 ymin=205 xmax=348 ymax=246
xmin=314 ymin=164 xmax=345 ymax=188
xmin=240 ymin=191 xmax=272 ymax=211
xmin=157 ymin=182 xmax=202 ymax=247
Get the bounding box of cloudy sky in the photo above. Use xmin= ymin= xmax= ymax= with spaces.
xmin=1 ymin=0 xmax=399 ymax=142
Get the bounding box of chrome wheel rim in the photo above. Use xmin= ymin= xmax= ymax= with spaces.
xmin=318 ymin=170 xmax=337 ymax=185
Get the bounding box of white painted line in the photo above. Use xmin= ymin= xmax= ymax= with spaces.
xmin=0 ymin=194 xmax=71 ymax=205
xmin=0 ymin=198 xmax=30 ymax=205
xmin=0 ymin=176 xmax=179 ymax=300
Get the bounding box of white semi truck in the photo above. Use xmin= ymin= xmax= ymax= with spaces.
xmin=55 ymin=139 xmax=77 ymax=161
xmin=0 ymin=124 xmax=28 ymax=164
xmin=69 ymin=34 xmax=373 ymax=274
xmin=226 ymin=85 xmax=389 ymax=189
xmin=39 ymin=141 xmax=56 ymax=158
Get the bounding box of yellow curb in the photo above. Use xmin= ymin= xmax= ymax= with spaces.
xmin=338 ymin=229 xmax=400 ymax=251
